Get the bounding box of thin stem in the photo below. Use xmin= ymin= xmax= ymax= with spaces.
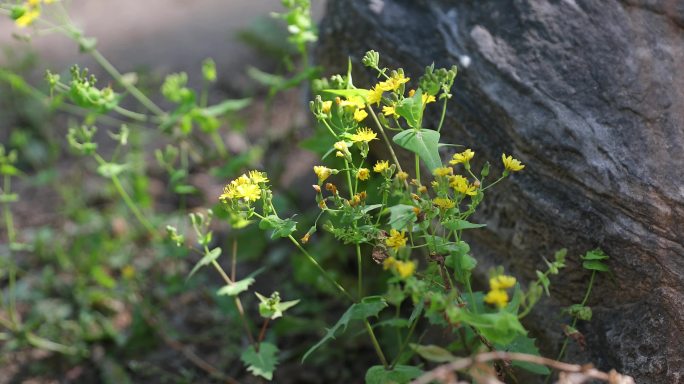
xmin=210 ymin=130 xmax=228 ymax=158
xmin=287 ymin=235 xmax=354 ymax=302
xmin=367 ymin=107 xmax=404 ymax=175
xmin=482 ymin=175 xmax=506 ymax=191
xmin=103 ymin=161 xmax=158 ymax=238
xmin=390 ymin=315 xmax=419 ymax=368
xmin=343 ymin=160 xmax=354 ymax=197
xmin=256 ymin=318 xmax=270 ymax=352
xmin=112 ymin=105 xmax=148 ymax=122
xmin=231 ymin=239 xmax=238 ymax=282
xmin=88 ymin=49 xmax=165 ymax=117
xmin=356 ymin=244 xmax=363 ymax=298
xmin=2 ymin=175 xmax=16 ymax=244
xmin=415 ymin=153 xmax=421 ymax=182
xmin=364 ymin=320 xmax=389 ymax=368
xmin=210 ymin=258 xmax=256 ymax=345
xmin=437 ymin=98 xmax=448 ymax=133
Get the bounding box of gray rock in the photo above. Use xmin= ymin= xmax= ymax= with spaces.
xmin=315 ymin=1 xmax=684 ymax=382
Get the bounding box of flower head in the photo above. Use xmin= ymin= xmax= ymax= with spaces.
xmin=422 ymin=94 xmax=436 ymax=105
xmin=248 ymin=170 xmax=269 ymax=184
xmin=377 ymin=73 xmax=410 ymax=92
xmin=385 ymin=229 xmax=407 ymax=251
xmin=15 ymin=7 xmax=40 ymax=27
xmin=340 ymin=96 xmax=365 ymax=109
xmin=490 ymin=275 xmax=516 ymax=290
xmin=357 ymin=167 xmax=370 ymax=181
xmin=349 ymin=127 xmax=377 ymax=143
xmin=433 ymin=197 xmax=455 ymax=210
xmin=313 ymin=166 xmax=334 ymax=184
xmin=484 ymin=289 xmax=509 ymax=308
xmin=373 ymin=160 xmax=390 ymax=173
xmin=220 ymin=172 xmax=265 ymax=203
xmin=433 ymin=166 xmax=453 ymax=177
xmin=367 ymin=86 xmax=384 ymax=105
xmin=321 ymin=100 xmax=332 ymax=114
xmin=353 ymin=109 xmax=368 ymax=122
xmin=394 ymin=260 xmax=416 ymax=278
xmin=382 ymin=105 xmax=398 ymax=117
xmin=396 ymin=171 xmax=409 ymax=181
xmin=449 ymin=175 xmax=478 ymax=196
xmin=450 ymin=149 xmax=475 ymax=165
xmin=502 ymin=153 xmax=525 ymax=172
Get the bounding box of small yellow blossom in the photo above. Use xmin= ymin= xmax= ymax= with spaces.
xmin=422 ymin=94 xmax=436 ymax=104
xmin=122 ymin=265 xmax=136 ymax=280
xmin=357 ymin=168 xmax=370 ymax=181
xmin=450 ymin=175 xmax=478 ymax=196
xmin=373 ymin=160 xmax=390 ymax=173
xmin=367 ymin=86 xmax=383 ymax=105
xmin=349 ymin=127 xmax=377 ymax=143
xmin=433 ymin=197 xmax=455 ymax=210
xmin=340 ymin=96 xmax=365 ymax=109
xmin=248 ymin=170 xmax=269 ymax=184
xmin=321 ymin=100 xmax=332 ymax=113
xmin=490 ymin=275 xmax=517 ymax=290
xmin=220 ymin=172 xmax=265 ymax=203
xmin=450 ymin=149 xmax=475 ymax=165
xmin=502 ymin=153 xmax=525 ymax=172
xmin=15 ymin=8 xmax=40 ymax=27
xmin=382 ymin=105 xmax=398 ymax=117
xmin=353 ymin=109 xmax=368 ymax=122
xmin=377 ymin=73 xmax=410 ymax=92
xmin=383 ymin=256 xmax=397 ymax=270
xmin=484 ymin=289 xmax=509 ymax=308
xmin=334 ymin=141 xmax=347 ymax=151
xmin=234 ymin=183 xmax=261 ymax=202
xmin=395 ymin=260 xmax=416 ymax=279
xmin=396 ymin=171 xmax=409 ymax=181
xmin=314 ymin=166 xmax=333 ymax=184
xmin=433 ymin=166 xmax=453 ymax=177
xmin=385 ymin=229 xmax=407 ymax=251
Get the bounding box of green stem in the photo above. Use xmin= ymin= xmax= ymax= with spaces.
xmin=367 ymin=107 xmax=404 ymax=175
xmin=2 ymin=175 xmax=16 ymax=244
xmin=209 ymin=258 xmax=256 ymax=345
xmin=209 ymin=131 xmax=227 ymax=158
xmin=113 ymin=105 xmax=148 ymax=122
xmin=343 ymin=160 xmax=354 ymax=197
xmin=287 ymin=235 xmax=354 ymax=302
xmin=356 ymin=244 xmax=363 ymax=298
xmin=415 ymin=154 xmax=421 ymax=183
xmin=390 ymin=315 xmax=419 ymax=368
xmin=364 ymin=320 xmax=389 ymax=368
xmin=482 ymin=175 xmax=506 ymax=191
xmin=437 ymin=98 xmax=448 ymax=133
xmin=88 ymin=49 xmax=166 ymax=117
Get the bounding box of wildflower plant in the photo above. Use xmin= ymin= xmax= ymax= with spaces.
xmin=217 ymin=51 xmax=575 ymax=382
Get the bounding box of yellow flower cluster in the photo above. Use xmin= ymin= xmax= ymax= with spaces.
xmin=484 ymin=274 xmax=517 ymax=308
xmin=385 ymin=229 xmax=407 ymax=251
xmin=220 ymin=170 xmax=269 ymax=203
xmin=433 ymin=166 xmax=453 ymax=177
xmin=383 ymin=256 xmax=416 ymax=279
xmin=502 ymin=154 xmax=525 ymax=172
xmin=449 ymin=175 xmax=478 ymax=196
xmin=373 ymin=160 xmax=389 ymax=173
xmin=367 ymin=73 xmax=410 ymax=105
xmin=356 ymin=168 xmax=370 ymax=181
xmin=433 ymin=197 xmax=455 ymax=210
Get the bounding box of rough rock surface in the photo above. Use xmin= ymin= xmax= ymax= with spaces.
xmin=316 ymin=1 xmax=684 ymax=382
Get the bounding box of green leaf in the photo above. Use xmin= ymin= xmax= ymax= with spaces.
xmin=241 ymin=342 xmax=278 ymax=380
xmin=387 ymin=204 xmax=417 ymax=230
xmin=217 ymin=277 xmax=255 ymax=297
xmin=496 ymin=334 xmax=550 ymax=375
xmin=365 ymin=364 xmax=422 ymax=384
xmin=201 ymin=98 xmax=251 ymax=117
xmin=582 ymin=260 xmax=609 ymax=272
xmin=581 ymin=249 xmax=609 ymax=260
xmin=302 ymin=296 xmax=387 ymax=362
xmin=0 ymin=193 xmax=18 ymax=204
xmin=258 ymin=215 xmax=297 ymax=238
xmin=409 ymin=343 xmax=455 ymax=363
xmin=97 ymin=162 xmax=128 ymax=178
xmin=395 ymin=88 xmax=424 ymax=129
xmin=322 ymin=88 xmax=370 ymax=100
xmin=536 ymin=270 xmax=551 ymax=296
xmin=0 ymin=164 xmax=19 ymax=176
xmin=446 ymin=307 xmax=526 ymax=345
xmin=442 ymin=219 xmax=486 ymax=231
xmin=188 ymin=247 xmax=221 ymax=279
xmin=393 ymin=129 xmax=442 ymax=173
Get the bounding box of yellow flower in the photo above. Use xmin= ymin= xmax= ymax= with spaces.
xmin=433 ymin=167 xmax=453 ymax=177
xmin=395 ymin=260 xmax=416 ymax=279
xmin=353 ymin=109 xmax=368 ymax=122
xmin=349 ymin=127 xmax=377 ymax=143
xmin=220 ymin=173 xmax=263 ymax=203
xmin=383 ymin=256 xmax=397 ymax=270
xmin=377 ymin=73 xmax=410 ymax=92
xmin=422 ymin=94 xmax=436 ymax=104
xmin=502 ymin=153 xmax=525 ymax=172
xmin=357 ymin=168 xmax=370 ymax=181
xmin=450 ymin=149 xmax=475 ymax=165
xmin=396 ymin=171 xmax=409 ymax=181
xmin=122 ymin=265 xmax=136 ymax=280
xmin=321 ymin=100 xmax=332 ymax=113
xmin=248 ymin=170 xmax=269 ymax=184
xmin=433 ymin=197 xmax=455 ymax=210
xmin=382 ymin=105 xmax=398 ymax=117
xmin=234 ymin=183 xmax=261 ymax=202
xmin=367 ymin=86 xmax=384 ymax=105
xmin=484 ymin=289 xmax=509 ymax=308
xmin=490 ymin=275 xmax=516 ymax=290
xmin=449 ymin=175 xmax=478 ymax=196
xmin=314 ymin=166 xmax=333 ymax=184
xmin=385 ymin=229 xmax=407 ymax=251
xmin=373 ymin=160 xmax=390 ymax=173
xmin=15 ymin=8 xmax=40 ymax=27
xmin=340 ymin=96 xmax=365 ymax=109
